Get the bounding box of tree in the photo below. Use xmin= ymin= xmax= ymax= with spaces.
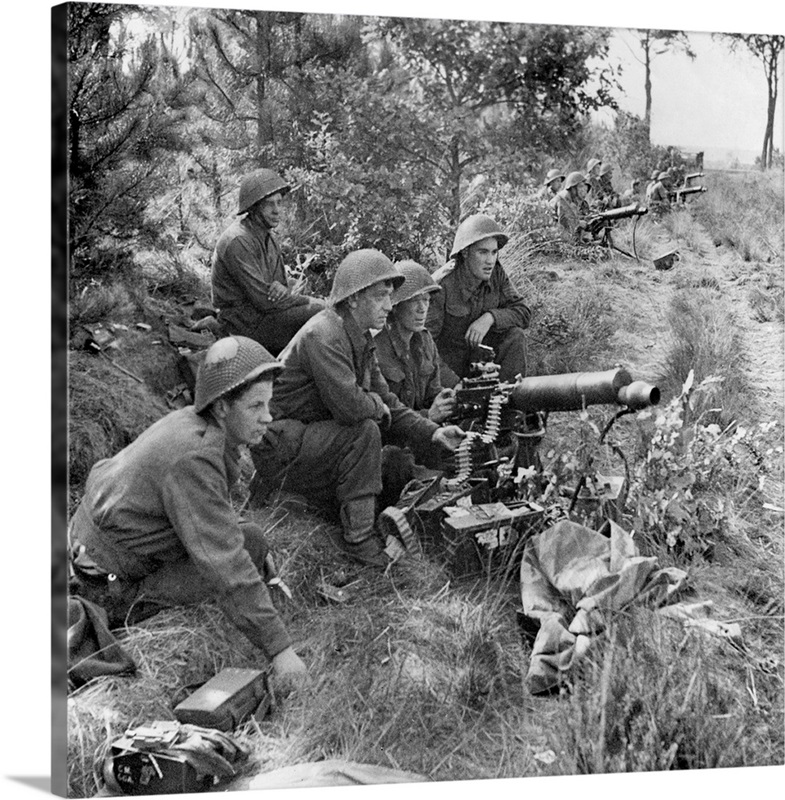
xmin=372 ymin=18 xmax=618 ymax=225
xmin=623 ymin=29 xmax=696 ymax=138
xmin=716 ymin=34 xmax=784 ymax=170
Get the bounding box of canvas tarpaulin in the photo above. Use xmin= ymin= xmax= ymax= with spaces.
xmin=520 ymin=519 xmax=687 ymax=694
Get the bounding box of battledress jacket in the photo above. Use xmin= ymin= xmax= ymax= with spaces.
xmin=425 ymin=259 xmax=531 ymax=382
xmin=374 ymin=322 xmax=442 ymax=415
xmin=271 ymin=307 xmax=439 ymax=442
xmin=72 ymin=406 xmax=291 ymax=659
xmin=549 ymin=189 xmax=582 ymax=242
xmin=212 ymin=215 xmax=310 ymax=334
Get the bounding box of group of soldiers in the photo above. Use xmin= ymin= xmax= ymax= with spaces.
xmin=68 ymin=168 xmax=532 ymax=683
xmin=540 ymin=156 xmax=679 ymax=243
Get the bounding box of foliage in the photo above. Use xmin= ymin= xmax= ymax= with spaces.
xmin=592 ymin=111 xmax=673 ymax=183
xmin=690 ymin=170 xmax=784 ymax=264
xmin=628 ymin=371 xmax=778 ymax=559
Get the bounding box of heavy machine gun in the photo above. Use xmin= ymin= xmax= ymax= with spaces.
xmin=583 ymin=202 xmax=648 ymax=260
xmin=379 ymin=349 xmax=660 ymax=575
xmin=670 ymin=184 xmax=708 ymax=203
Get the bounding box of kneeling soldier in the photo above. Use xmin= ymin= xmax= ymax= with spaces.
xmin=69 ymin=336 xmax=307 ymax=681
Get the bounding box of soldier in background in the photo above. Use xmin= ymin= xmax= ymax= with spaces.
xmin=621 ymin=179 xmax=642 ymax=205
xmin=648 ymin=171 xmax=673 ymax=215
xmin=550 ymin=171 xmax=593 ymax=243
xmin=535 ymin=169 xmax=565 ymax=202
xmin=212 ymin=169 xmax=325 ymax=355
xmin=594 ymin=162 xmax=621 ymax=211
xmin=644 ymin=169 xmax=661 ymax=202
xmin=585 ymin=157 xmax=603 ymax=199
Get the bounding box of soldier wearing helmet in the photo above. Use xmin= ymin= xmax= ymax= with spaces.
xmin=425 ymin=215 xmax=531 ymax=387
xmin=621 ymin=178 xmax=642 ymax=206
xmin=375 ymin=261 xmax=456 ymax=424
xmin=535 ymin=169 xmax=566 ymax=202
xmin=648 ymin=171 xmax=673 ymax=215
xmin=594 ymin=162 xmax=620 ymax=211
xmin=68 ymin=336 xmax=307 ymax=683
xmin=211 ymin=168 xmax=325 ymax=355
xmin=550 ymin=171 xmax=593 ymax=243
xmin=249 ymin=250 xmax=465 ymax=568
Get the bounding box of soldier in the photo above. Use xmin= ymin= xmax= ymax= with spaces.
xmin=648 ymin=171 xmax=673 ymax=215
xmin=585 ymin=157 xmax=603 ymax=199
xmin=68 ymin=336 xmax=307 ymax=682
xmin=595 ymin=162 xmax=620 ymax=211
xmin=375 ymin=261 xmax=456 ymax=423
xmin=426 ymin=214 xmax=531 ymax=388
xmin=550 ymin=171 xmax=592 ymax=243
xmin=644 ymin=169 xmax=661 ymax=202
xmin=535 ymin=169 xmax=565 ymax=202
xmin=620 ymin=179 xmax=642 ymax=206
xmin=250 ymin=249 xmax=465 ymax=568
xmin=212 ymin=168 xmax=325 ymax=355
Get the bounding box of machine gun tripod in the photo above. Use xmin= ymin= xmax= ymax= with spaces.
xmin=584 ymin=202 xmax=648 ymax=260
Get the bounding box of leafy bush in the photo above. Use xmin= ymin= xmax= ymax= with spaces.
xmin=628 ymin=371 xmax=778 ymax=559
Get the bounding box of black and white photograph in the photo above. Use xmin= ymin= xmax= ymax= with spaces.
xmin=7 ymin=0 xmax=785 ymax=798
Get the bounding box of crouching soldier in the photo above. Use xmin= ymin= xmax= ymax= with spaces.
xmin=249 ymin=249 xmax=465 ymax=568
xmin=68 ymin=336 xmax=307 ymax=681
xmin=426 ymin=214 xmax=531 ymax=387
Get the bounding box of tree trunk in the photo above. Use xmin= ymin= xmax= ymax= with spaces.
xmin=254 ymin=11 xmax=275 ymax=153
xmin=449 ymin=136 xmax=462 ymax=232
xmin=643 ymin=33 xmax=652 ymax=142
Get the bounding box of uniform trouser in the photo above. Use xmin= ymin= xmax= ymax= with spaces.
xmin=440 ymin=327 xmax=529 ymax=386
xmin=69 ymin=516 xmax=270 ymax=628
xmin=225 ymin=299 xmax=325 ymax=356
xmin=250 ymin=418 xmax=382 ymax=544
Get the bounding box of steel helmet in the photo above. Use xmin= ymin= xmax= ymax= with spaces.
xmin=449 ymin=214 xmax=509 ymax=259
xmin=564 ymin=171 xmax=590 ymax=190
xmin=237 ymin=169 xmax=291 ymax=215
xmin=650 ymin=169 xmax=660 ymax=180
xmin=658 ymin=171 xmax=672 ymax=182
xmin=391 ymin=261 xmax=441 ymax=306
xmin=586 ymin=158 xmax=602 ymax=173
xmin=329 ymin=249 xmax=405 ymax=306
xmin=194 ymin=336 xmax=282 ymax=413
xmin=543 ymin=169 xmax=565 ymax=186
xmin=599 ymin=162 xmax=614 ymax=177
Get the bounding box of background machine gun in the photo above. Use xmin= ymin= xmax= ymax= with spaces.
xmin=380 ymin=347 xmax=660 ymax=575
xmin=583 ymin=202 xmax=648 ymax=260
xmin=670 ymin=172 xmax=708 ymax=203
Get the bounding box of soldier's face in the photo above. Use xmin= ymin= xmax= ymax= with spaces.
xmin=394 ymin=293 xmax=431 ymax=333
xmin=576 ymin=183 xmax=589 ymax=201
xmin=465 ymin=237 xmax=498 ymax=282
xmin=349 ymin=281 xmax=395 ymax=332
xmin=254 ymin=192 xmax=284 ymax=228
xmin=219 ymin=380 xmax=274 ymax=448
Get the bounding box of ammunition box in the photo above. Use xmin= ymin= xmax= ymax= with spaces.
xmin=440 ymin=501 xmax=544 ymax=577
xmin=173 ymin=667 xmax=270 ymax=731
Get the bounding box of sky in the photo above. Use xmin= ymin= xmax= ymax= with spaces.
xmin=600 ymin=29 xmax=784 ymax=160
xmin=0 ymin=2 xmax=783 ymax=800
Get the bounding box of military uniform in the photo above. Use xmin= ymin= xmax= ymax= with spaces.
xmin=212 ymin=215 xmax=324 ymax=354
xmin=69 ymin=406 xmax=291 ymax=659
xmin=250 ymin=307 xmax=439 ymax=535
xmin=425 ymin=258 xmax=530 ymax=386
xmin=550 ymin=189 xmax=583 ymax=242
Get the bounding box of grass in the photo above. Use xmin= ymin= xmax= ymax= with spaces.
xmin=65 ymin=171 xmax=784 ymax=796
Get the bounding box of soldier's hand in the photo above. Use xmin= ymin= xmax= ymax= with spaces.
xmin=428 ymin=388 xmax=456 ymax=423
xmin=464 ymin=313 xmax=494 ymax=347
xmin=270 ymin=647 xmax=309 ymax=697
xmin=432 ymin=424 xmax=465 ymax=452
xmin=267 ymin=280 xmax=289 ymax=304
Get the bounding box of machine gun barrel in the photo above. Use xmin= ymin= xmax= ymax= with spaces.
xmin=684 ymin=172 xmax=704 ymax=183
xmin=509 ymin=368 xmax=660 ymax=413
xmin=671 ymin=186 xmax=708 ymax=201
